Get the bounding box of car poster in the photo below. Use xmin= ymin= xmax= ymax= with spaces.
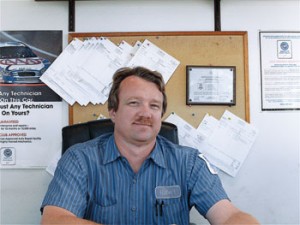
xmin=0 ymin=30 xmax=65 ymax=168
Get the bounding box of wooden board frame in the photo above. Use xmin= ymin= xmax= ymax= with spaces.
xmin=68 ymin=31 xmax=250 ymax=127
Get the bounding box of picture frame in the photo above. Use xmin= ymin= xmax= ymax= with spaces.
xmin=186 ymin=66 xmax=236 ymax=105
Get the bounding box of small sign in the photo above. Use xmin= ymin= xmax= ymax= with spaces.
xmin=1 ymin=147 xmax=16 ymax=165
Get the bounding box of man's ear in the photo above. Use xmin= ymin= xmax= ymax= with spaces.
xmin=109 ymin=109 xmax=116 ymax=122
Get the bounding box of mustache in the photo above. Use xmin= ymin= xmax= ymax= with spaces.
xmin=134 ymin=117 xmax=153 ymax=126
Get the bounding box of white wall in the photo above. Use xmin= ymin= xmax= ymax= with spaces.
xmin=1 ymin=0 xmax=299 ymax=224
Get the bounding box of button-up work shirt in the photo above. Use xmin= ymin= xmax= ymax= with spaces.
xmin=41 ymin=134 xmax=228 ymax=224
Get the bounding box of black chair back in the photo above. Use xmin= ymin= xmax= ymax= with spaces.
xmin=62 ymin=119 xmax=178 ymax=154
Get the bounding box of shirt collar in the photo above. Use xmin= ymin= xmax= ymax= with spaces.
xmin=149 ymin=140 xmax=167 ymax=169
xmin=102 ymin=135 xmax=166 ymax=169
xmin=102 ymin=135 xmax=121 ymax=164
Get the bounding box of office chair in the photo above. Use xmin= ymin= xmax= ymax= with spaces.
xmin=62 ymin=119 xmax=179 ymax=154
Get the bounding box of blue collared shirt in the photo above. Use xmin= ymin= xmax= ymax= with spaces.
xmin=41 ymin=134 xmax=228 ymax=224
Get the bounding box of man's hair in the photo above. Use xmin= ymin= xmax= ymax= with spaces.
xmin=108 ymin=66 xmax=167 ymax=116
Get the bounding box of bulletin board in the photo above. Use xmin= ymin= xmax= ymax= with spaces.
xmin=68 ymin=31 xmax=249 ymax=127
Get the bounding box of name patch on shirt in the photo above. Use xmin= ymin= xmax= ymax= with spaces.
xmin=155 ymin=185 xmax=181 ymax=199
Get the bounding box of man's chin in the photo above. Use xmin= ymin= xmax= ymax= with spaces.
xmin=132 ymin=133 xmax=156 ymax=143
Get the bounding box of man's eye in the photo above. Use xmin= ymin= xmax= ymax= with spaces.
xmin=128 ymin=101 xmax=139 ymax=106
xmin=151 ymin=104 xmax=161 ymax=110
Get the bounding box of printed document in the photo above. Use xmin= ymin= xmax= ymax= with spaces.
xmin=164 ymin=112 xmax=205 ymax=151
xmin=127 ymin=39 xmax=180 ymax=83
xmin=165 ymin=111 xmax=258 ymax=177
xmin=200 ymin=110 xmax=258 ymax=177
xmin=40 ymin=38 xmax=84 ymax=105
xmin=42 ymin=37 xmax=180 ymax=105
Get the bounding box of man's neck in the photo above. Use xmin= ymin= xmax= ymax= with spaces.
xmin=114 ymin=135 xmax=156 ymax=173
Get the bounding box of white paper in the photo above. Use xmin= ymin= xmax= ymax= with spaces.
xmin=165 ymin=111 xmax=258 ymax=177
xmin=202 ymin=110 xmax=258 ymax=177
xmin=164 ymin=112 xmax=205 ymax=151
xmin=39 ymin=75 xmax=75 ymax=105
xmin=77 ymin=38 xmax=135 ymax=104
xmin=41 ymin=37 xmax=180 ymax=105
xmin=40 ymin=38 xmax=84 ymax=105
xmin=65 ymin=41 xmax=105 ymax=105
xmin=197 ymin=113 xmax=219 ymax=137
xmin=127 ymin=39 xmax=180 ymax=83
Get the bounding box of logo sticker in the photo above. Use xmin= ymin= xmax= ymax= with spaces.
xmin=1 ymin=147 xmax=16 ymax=165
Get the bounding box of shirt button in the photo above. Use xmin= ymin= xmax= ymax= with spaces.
xmin=131 ymin=207 xmax=136 ymax=212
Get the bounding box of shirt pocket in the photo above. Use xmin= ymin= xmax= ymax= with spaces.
xmin=85 ymin=197 xmax=117 ymax=223
xmin=96 ymin=194 xmax=117 ymax=207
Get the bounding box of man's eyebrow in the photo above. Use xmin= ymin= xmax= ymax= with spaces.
xmin=150 ymin=99 xmax=163 ymax=104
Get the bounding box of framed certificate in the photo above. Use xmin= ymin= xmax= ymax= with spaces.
xmin=186 ymin=66 xmax=236 ymax=105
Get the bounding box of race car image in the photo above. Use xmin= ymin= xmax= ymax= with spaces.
xmin=0 ymin=41 xmax=51 ymax=83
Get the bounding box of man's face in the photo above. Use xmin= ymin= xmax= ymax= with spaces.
xmin=109 ymin=75 xmax=163 ymax=145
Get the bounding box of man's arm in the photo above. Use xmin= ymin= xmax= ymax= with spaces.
xmin=206 ymin=199 xmax=260 ymax=225
xmin=41 ymin=205 xmax=102 ymax=225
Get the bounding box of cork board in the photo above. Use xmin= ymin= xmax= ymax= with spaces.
xmin=68 ymin=31 xmax=249 ymax=127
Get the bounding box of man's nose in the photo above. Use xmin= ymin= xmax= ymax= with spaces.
xmin=138 ymin=104 xmax=152 ymax=118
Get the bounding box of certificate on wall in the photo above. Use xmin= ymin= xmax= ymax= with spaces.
xmin=186 ymin=66 xmax=236 ymax=105
xmin=259 ymin=31 xmax=300 ymax=111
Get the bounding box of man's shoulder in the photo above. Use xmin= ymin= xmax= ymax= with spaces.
xmin=58 ymin=133 xmax=114 ymax=171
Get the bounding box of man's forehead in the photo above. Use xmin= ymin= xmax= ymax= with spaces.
xmin=121 ymin=75 xmax=146 ymax=84
xmin=120 ymin=76 xmax=158 ymax=91
xmin=119 ymin=77 xmax=163 ymax=101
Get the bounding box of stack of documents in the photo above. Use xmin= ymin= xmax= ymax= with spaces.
xmin=165 ymin=110 xmax=258 ymax=177
xmin=40 ymin=37 xmax=180 ymax=106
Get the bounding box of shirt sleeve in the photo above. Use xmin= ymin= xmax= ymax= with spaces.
xmin=187 ymin=151 xmax=229 ymax=217
xmin=40 ymin=148 xmax=88 ymax=217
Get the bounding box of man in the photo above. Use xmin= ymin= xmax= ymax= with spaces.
xmin=41 ymin=66 xmax=259 ymax=224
